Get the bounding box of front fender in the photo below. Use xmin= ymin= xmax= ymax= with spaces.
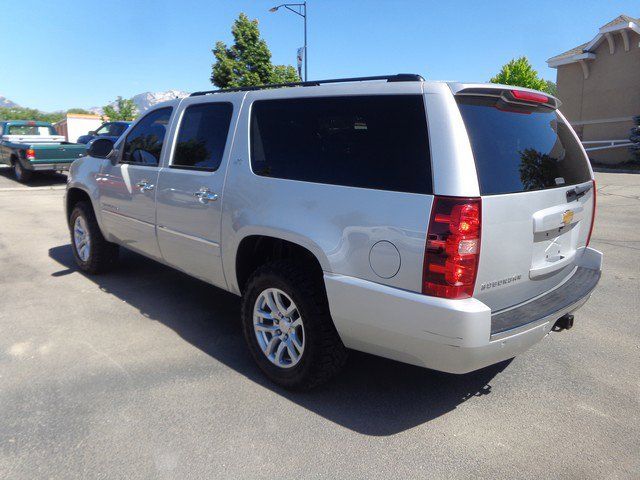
xmin=66 ymin=158 xmax=110 ymax=240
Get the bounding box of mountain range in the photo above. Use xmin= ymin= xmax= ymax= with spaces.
xmin=0 ymin=90 xmax=190 ymax=115
xmin=89 ymin=90 xmax=190 ymax=115
xmin=0 ymin=96 xmax=19 ymax=108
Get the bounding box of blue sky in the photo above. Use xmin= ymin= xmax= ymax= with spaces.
xmin=1 ymin=0 xmax=637 ymax=111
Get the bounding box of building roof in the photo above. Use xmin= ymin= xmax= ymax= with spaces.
xmin=601 ymin=14 xmax=638 ymax=29
xmin=547 ymin=14 xmax=639 ymax=67
xmin=548 ymin=42 xmax=590 ymax=63
xmin=66 ymin=113 xmax=102 ymax=119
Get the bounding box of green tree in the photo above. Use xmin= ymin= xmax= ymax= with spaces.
xmin=270 ymin=64 xmax=300 ymax=84
xmin=490 ymin=57 xmax=552 ymax=93
xmin=0 ymin=106 xmax=64 ymax=123
xmin=66 ymin=108 xmax=92 ymax=115
xmin=0 ymin=106 xmax=98 ymax=124
xmin=102 ymin=97 xmax=138 ymax=121
xmin=211 ymin=13 xmax=300 ymax=88
xmin=544 ymin=80 xmax=558 ymax=97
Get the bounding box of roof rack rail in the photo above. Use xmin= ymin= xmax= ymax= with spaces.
xmin=189 ymin=73 xmax=424 ymax=96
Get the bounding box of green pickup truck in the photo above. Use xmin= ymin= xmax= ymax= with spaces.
xmin=0 ymin=120 xmax=86 ymax=182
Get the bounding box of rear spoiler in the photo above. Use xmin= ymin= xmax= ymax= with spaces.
xmin=454 ymin=86 xmax=561 ymax=110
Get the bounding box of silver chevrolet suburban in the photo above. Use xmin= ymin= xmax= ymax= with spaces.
xmin=64 ymin=74 xmax=602 ymax=390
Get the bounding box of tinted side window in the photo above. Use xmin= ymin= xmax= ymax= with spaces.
xmin=250 ymin=95 xmax=432 ymax=194
xmin=122 ymin=107 xmax=172 ymax=166
xmin=457 ymin=96 xmax=591 ymax=195
xmin=172 ymin=103 xmax=233 ymax=171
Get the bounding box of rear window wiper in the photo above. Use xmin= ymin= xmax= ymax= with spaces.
xmin=566 ymin=183 xmax=592 ymax=202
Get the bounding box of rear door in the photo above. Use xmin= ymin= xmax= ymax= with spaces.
xmin=155 ymin=95 xmax=240 ymax=289
xmin=455 ymin=89 xmax=595 ymax=312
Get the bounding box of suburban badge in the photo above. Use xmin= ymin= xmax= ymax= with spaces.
xmin=480 ymin=274 xmax=522 ymax=291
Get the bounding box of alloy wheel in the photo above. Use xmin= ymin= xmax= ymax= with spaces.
xmin=253 ymin=288 xmax=305 ymax=368
xmin=73 ymin=216 xmax=91 ymax=262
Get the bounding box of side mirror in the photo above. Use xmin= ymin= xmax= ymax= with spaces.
xmin=88 ymin=130 xmax=97 ymax=136
xmin=87 ymin=138 xmax=115 ymax=159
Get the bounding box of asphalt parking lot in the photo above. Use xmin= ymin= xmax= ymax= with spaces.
xmin=0 ymin=166 xmax=638 ymax=479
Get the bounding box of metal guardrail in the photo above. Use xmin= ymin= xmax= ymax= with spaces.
xmin=582 ymin=140 xmax=634 ymax=152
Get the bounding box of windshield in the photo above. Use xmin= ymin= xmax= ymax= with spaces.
xmin=96 ymin=123 xmax=128 ymax=137
xmin=95 ymin=124 xmax=111 ymax=135
xmin=457 ymin=96 xmax=591 ymax=195
xmin=7 ymin=125 xmax=57 ymax=136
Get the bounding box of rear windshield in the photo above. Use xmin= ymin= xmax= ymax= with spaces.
xmin=457 ymin=96 xmax=591 ymax=195
xmin=6 ymin=125 xmax=57 ymax=136
xmin=250 ymin=95 xmax=432 ymax=194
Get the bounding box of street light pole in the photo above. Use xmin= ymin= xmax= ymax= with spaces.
xmin=269 ymin=2 xmax=308 ymax=81
xmin=303 ymin=2 xmax=307 ymax=82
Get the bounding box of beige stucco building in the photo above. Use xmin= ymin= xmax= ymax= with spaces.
xmin=547 ymin=14 xmax=640 ymax=165
xmin=53 ymin=113 xmax=103 ymax=143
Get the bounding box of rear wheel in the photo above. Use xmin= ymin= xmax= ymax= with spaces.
xmin=13 ymin=159 xmax=33 ymax=183
xmin=69 ymin=201 xmax=119 ymax=274
xmin=241 ymin=260 xmax=348 ymax=390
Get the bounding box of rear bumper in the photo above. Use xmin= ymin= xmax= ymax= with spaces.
xmin=324 ymin=247 xmax=602 ymax=374
xmin=25 ymin=162 xmax=71 ymax=172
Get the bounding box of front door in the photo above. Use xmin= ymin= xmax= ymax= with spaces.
xmin=155 ymin=99 xmax=237 ymax=289
xmin=97 ymin=107 xmax=174 ymax=260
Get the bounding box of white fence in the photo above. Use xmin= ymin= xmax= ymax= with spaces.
xmin=582 ymin=140 xmax=634 ymax=152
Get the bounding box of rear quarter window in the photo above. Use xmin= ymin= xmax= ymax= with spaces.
xmin=457 ymin=96 xmax=591 ymax=195
xmin=250 ymin=95 xmax=432 ymax=194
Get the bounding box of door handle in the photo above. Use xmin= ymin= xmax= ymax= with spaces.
xmin=193 ymin=187 xmax=218 ymax=204
xmin=135 ymin=180 xmax=155 ymax=192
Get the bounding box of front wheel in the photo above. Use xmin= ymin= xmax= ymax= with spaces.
xmin=69 ymin=201 xmax=119 ymax=274
xmin=13 ymin=160 xmax=33 ymax=183
xmin=241 ymin=260 xmax=348 ymax=390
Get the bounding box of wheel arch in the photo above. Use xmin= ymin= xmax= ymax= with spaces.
xmin=234 ymin=234 xmax=328 ymax=295
xmin=65 ymin=186 xmax=106 ymax=235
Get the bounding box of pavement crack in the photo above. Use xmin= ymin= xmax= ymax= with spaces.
xmin=80 ymin=341 xmax=132 ymax=379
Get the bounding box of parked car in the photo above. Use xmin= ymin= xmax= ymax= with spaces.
xmin=0 ymin=120 xmax=86 ymax=182
xmin=76 ymin=121 xmax=131 ymax=145
xmin=65 ymin=74 xmax=602 ymax=390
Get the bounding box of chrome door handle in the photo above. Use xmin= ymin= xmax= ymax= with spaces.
xmin=193 ymin=187 xmax=218 ymax=204
xmin=136 ymin=180 xmax=155 ymax=192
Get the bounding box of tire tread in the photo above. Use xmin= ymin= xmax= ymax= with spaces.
xmin=70 ymin=201 xmax=119 ymax=274
xmin=241 ymin=260 xmax=347 ymax=390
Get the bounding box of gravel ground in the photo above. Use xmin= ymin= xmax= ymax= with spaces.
xmin=0 ymin=169 xmax=638 ymax=479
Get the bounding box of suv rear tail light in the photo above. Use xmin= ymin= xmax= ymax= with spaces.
xmin=510 ymin=90 xmax=549 ymax=104
xmin=26 ymin=148 xmax=36 ymax=160
xmin=586 ymin=179 xmax=596 ymax=246
xmin=422 ymin=197 xmax=481 ymax=299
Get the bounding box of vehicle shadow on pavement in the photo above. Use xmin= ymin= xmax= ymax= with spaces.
xmin=49 ymin=244 xmax=510 ymax=436
xmin=0 ymin=166 xmax=67 ymax=187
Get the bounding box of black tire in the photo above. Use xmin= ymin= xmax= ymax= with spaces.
xmin=241 ymin=260 xmax=348 ymax=390
xmin=13 ymin=158 xmax=33 ymax=183
xmin=69 ymin=201 xmax=119 ymax=274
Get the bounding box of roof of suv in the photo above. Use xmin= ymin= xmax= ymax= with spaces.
xmin=185 ymin=74 xmax=559 ymax=107
xmin=190 ymin=74 xmax=426 ymax=96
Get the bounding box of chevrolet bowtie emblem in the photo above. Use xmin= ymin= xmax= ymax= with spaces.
xmin=562 ymin=210 xmax=574 ymax=225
